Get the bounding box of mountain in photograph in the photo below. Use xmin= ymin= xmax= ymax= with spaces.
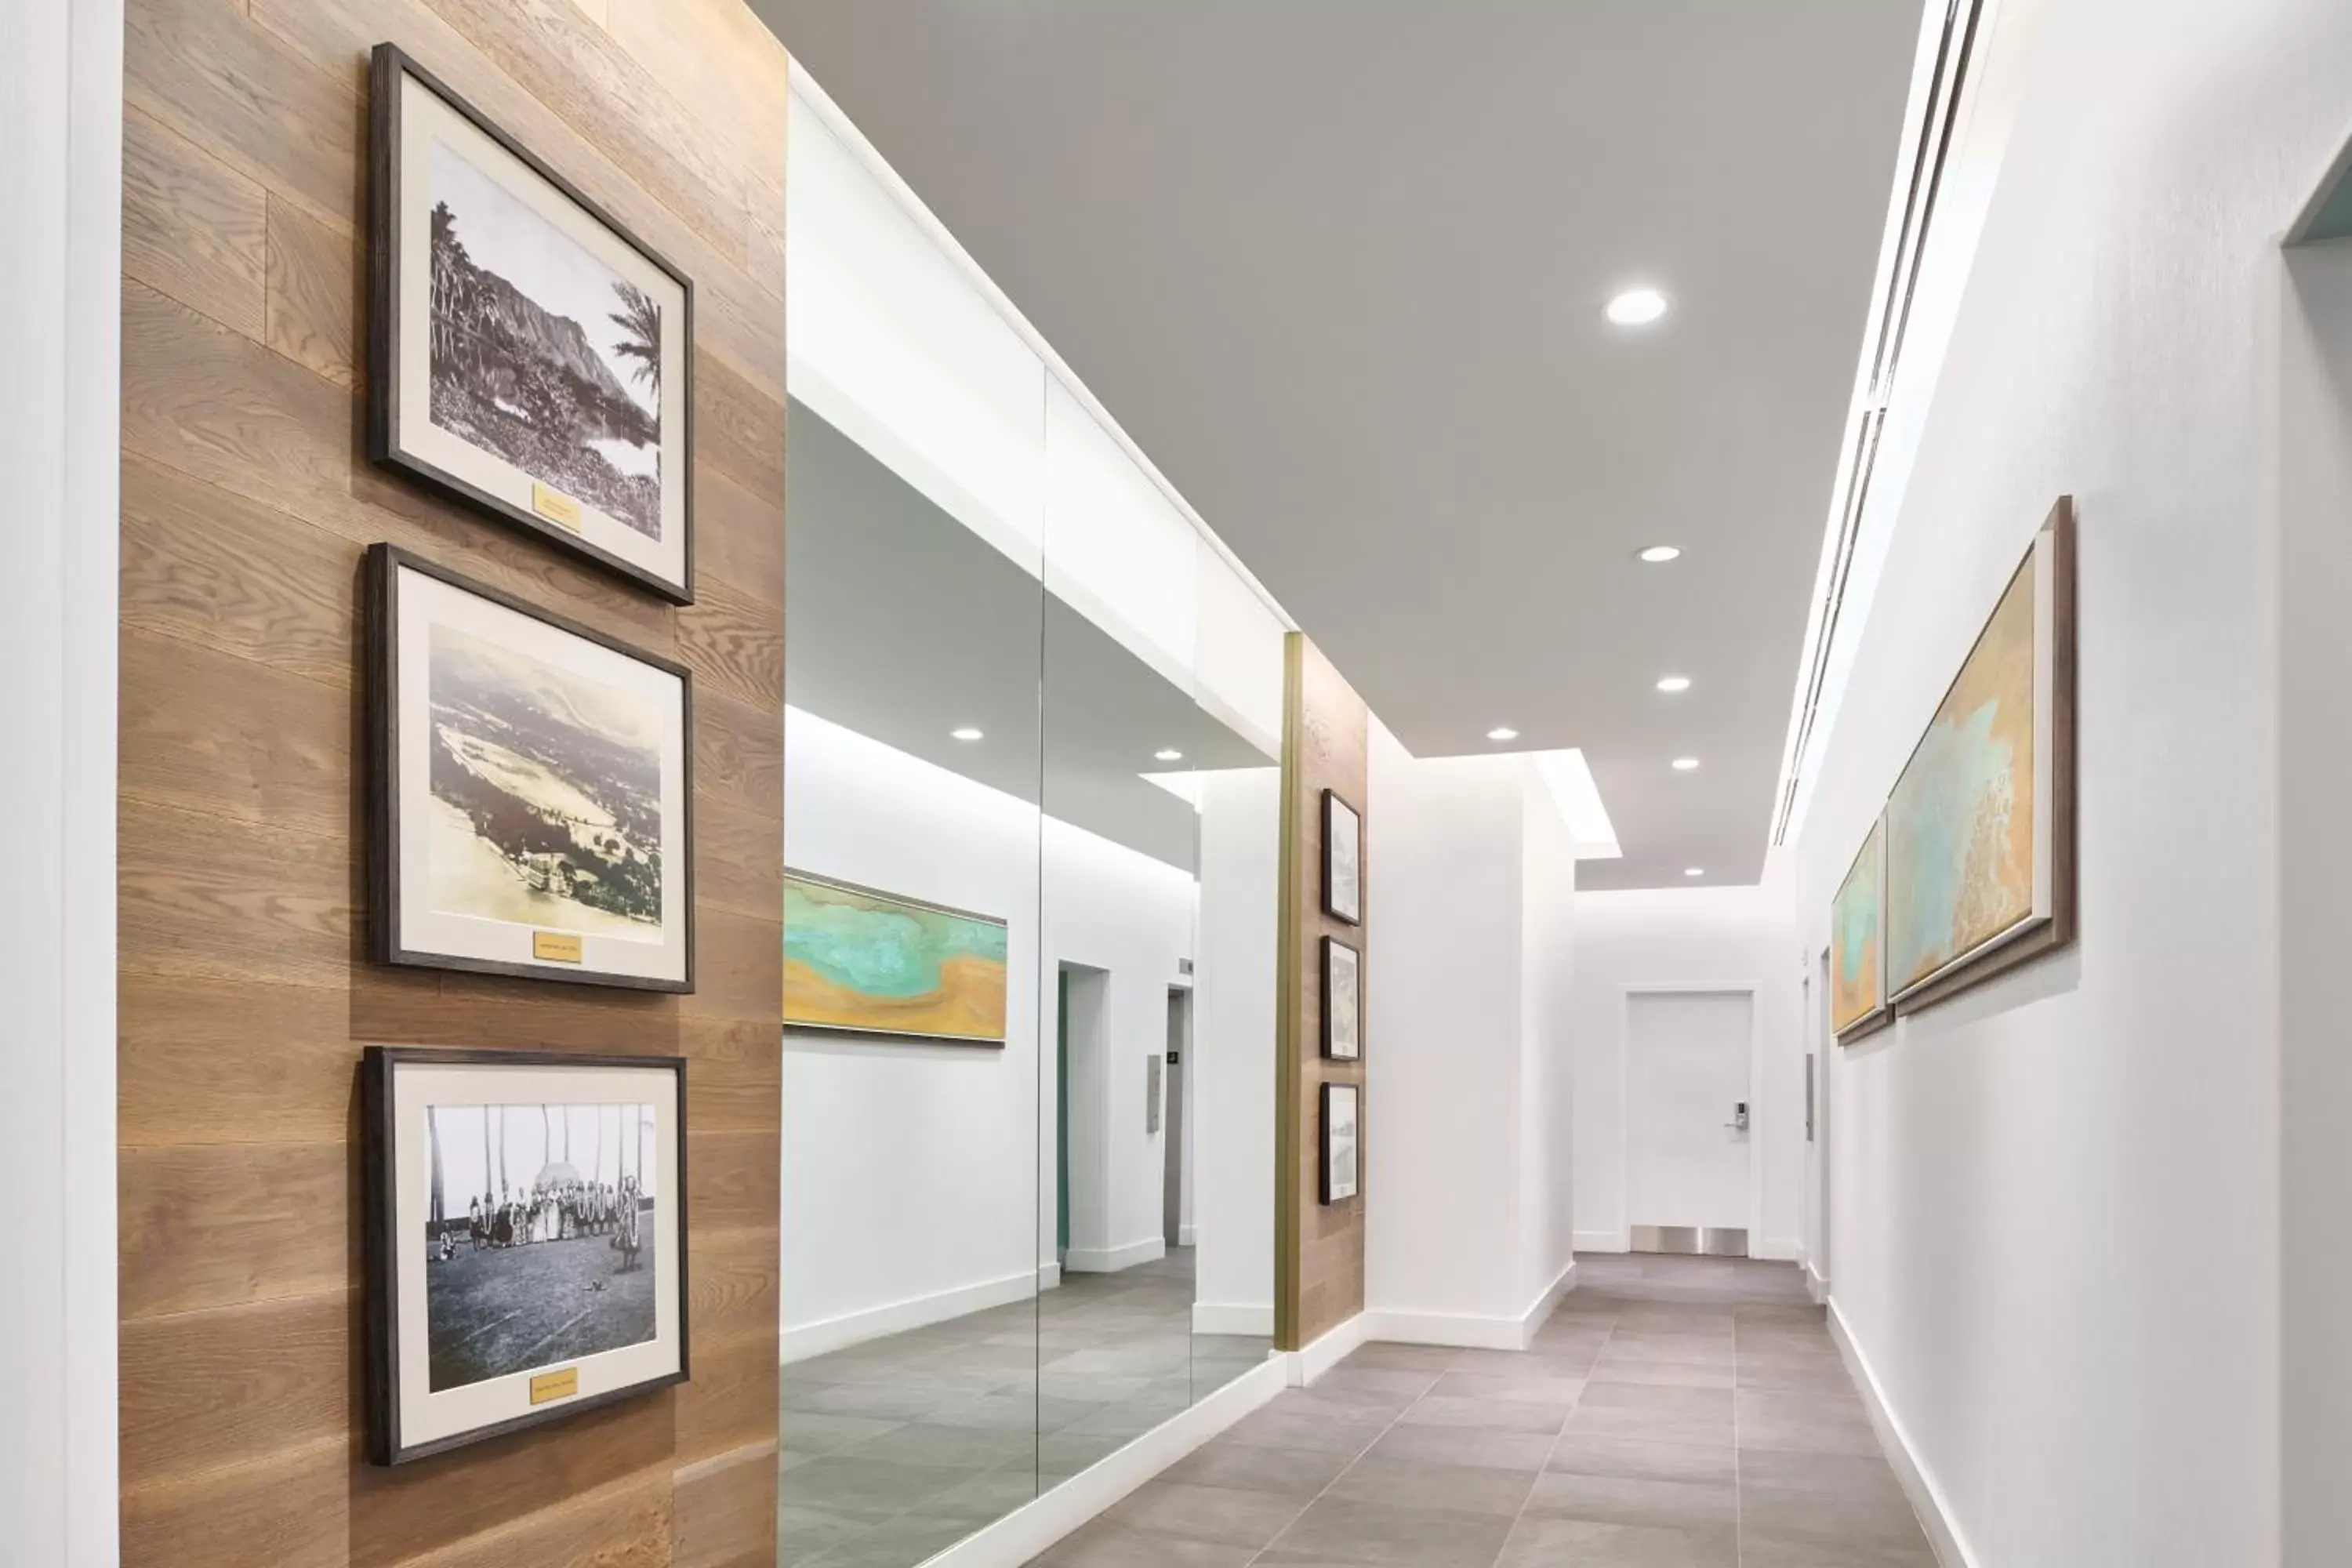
xmin=428 ymin=198 xmax=664 ymax=539
xmin=429 ymin=628 xmax=663 ymax=931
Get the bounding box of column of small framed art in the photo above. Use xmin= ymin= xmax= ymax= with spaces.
xmin=359 ymin=43 xmax=699 ymax=1464
xmin=1320 ymin=789 xmax=1363 ymax=1204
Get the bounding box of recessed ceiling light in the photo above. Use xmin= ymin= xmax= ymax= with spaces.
xmin=1606 ymin=287 xmax=1670 ymax=327
xmin=1486 ymin=727 xmax=1519 ymax=742
xmin=1655 ymin=675 xmax=1692 ymax=694
xmin=951 ymin=726 xmax=984 ymax=742
xmin=1154 ymin=748 xmax=1184 ymax=762
xmin=1671 ymin=757 xmax=1700 ymax=771
xmin=1636 ymin=545 xmax=1682 ymax=564
xmin=1685 ymin=867 xmax=1705 ymax=878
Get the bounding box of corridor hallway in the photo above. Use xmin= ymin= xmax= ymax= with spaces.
xmin=1030 ymin=1256 xmax=1933 ymax=1566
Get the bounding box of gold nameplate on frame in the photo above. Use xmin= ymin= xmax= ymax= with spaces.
xmin=532 ymin=484 xmax=583 ymax=532
xmin=529 ymin=1367 xmax=579 ymax=1406
xmin=532 ymin=931 xmax=584 ymax=964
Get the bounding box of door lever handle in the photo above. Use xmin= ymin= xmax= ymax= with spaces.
xmin=1724 ymin=1102 xmax=1751 ymax=1132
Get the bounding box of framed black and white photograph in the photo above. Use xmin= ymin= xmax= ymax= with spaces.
xmin=369 ymin=545 xmax=693 ymax=992
xmin=1321 ymin=936 xmax=1361 ymax=1061
xmin=363 ymin=1047 xmax=688 ymax=1465
xmin=1322 ymin=788 xmax=1363 ymax=925
xmin=369 ymin=44 xmax=695 ymax=604
xmin=1320 ymin=1081 xmax=1360 ymax=1205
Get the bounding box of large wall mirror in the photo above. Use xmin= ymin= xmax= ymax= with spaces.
xmin=779 ymin=85 xmax=1283 ymax=1566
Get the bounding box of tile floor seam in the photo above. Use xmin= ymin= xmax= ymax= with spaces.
xmin=1733 ymin=1312 xmax=1746 ymax=1568
xmin=1238 ymin=1344 xmax=1464 ymax=1567
xmin=1487 ymin=1309 xmax=1610 ymax=1568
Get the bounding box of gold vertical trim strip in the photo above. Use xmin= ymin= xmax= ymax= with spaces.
xmin=1273 ymin=631 xmax=1305 ymax=1352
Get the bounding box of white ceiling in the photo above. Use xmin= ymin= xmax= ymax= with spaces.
xmin=756 ymin=2 xmax=1919 ymax=887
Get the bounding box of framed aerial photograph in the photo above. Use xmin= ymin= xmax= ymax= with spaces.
xmin=1320 ymin=1081 xmax=1360 ymax=1205
xmin=1321 ymin=936 xmax=1362 ymax=1061
xmin=782 ymin=871 xmax=1009 ymax=1045
xmin=1885 ymin=498 xmax=2077 ymax=1013
xmin=1830 ymin=816 xmax=1890 ymax=1043
xmin=362 ymin=1047 xmax=688 ymax=1465
xmin=1322 ymin=788 xmax=1363 ymax=925
xmin=368 ymin=545 xmax=694 ymax=992
xmin=369 ymin=44 xmax=695 ymax=604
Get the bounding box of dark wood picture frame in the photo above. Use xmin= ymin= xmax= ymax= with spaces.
xmin=1887 ymin=496 xmax=2078 ymax=1014
xmin=362 ymin=1046 xmax=691 ymax=1465
xmin=1319 ymin=1080 xmax=1360 ymax=1206
xmin=1321 ymin=787 xmax=1363 ymax=925
xmin=1319 ymin=935 xmax=1362 ymax=1061
xmin=368 ymin=543 xmax=696 ymax=993
xmin=368 ymin=42 xmax=698 ymax=604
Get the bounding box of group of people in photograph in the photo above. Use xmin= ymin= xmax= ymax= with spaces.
xmin=441 ymin=1174 xmax=644 ymax=1267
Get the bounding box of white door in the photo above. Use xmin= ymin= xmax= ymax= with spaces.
xmin=1628 ymin=991 xmax=1753 ymax=1254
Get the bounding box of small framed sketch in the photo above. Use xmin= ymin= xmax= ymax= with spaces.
xmin=1321 ymin=936 xmax=1362 ymax=1061
xmin=1322 ymin=789 xmax=1363 ymax=925
xmin=1320 ymin=1081 xmax=1360 ymax=1205
xmin=369 ymin=44 xmax=695 ymax=603
xmin=362 ymin=1047 xmax=688 ymax=1465
xmin=369 ymin=545 xmax=693 ymax=991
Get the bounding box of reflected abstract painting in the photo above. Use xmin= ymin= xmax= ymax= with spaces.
xmin=782 ymin=872 xmax=1008 ymax=1044
xmin=1831 ymin=817 xmax=1888 ymax=1040
xmin=1884 ymin=501 xmax=2075 ymax=1007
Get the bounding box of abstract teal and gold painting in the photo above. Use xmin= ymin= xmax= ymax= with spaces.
xmin=782 ymin=872 xmax=1008 ymax=1044
xmin=1831 ymin=817 xmax=1886 ymax=1036
xmin=1886 ymin=551 xmax=2038 ymax=996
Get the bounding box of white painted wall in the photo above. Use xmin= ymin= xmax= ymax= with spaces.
xmin=1779 ymin=0 xmax=2352 ymax=1559
xmin=1364 ymin=727 xmax=1576 ymax=1338
xmin=781 ymin=710 xmax=1196 ymax=1356
xmin=2281 ymin=234 xmax=2352 ymax=1566
xmin=1192 ymin=768 xmax=1279 ymax=1334
xmin=0 ymin=0 xmax=119 ymax=1560
xmin=1570 ymin=880 xmax=1802 ymax=1258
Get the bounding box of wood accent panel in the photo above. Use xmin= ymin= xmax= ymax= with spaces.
xmin=118 ymin=1 xmax=788 ymax=1563
xmin=1275 ymin=633 xmax=1370 ymax=1350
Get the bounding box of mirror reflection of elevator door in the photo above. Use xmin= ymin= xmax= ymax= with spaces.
xmin=1056 ymin=969 xmax=1070 ymax=1261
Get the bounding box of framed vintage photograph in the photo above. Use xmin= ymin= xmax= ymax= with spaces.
xmin=1885 ymin=499 xmax=2077 ymax=1013
xmin=1321 ymin=936 xmax=1362 ymax=1061
xmin=369 ymin=44 xmax=695 ymax=604
xmin=1320 ymin=1081 xmax=1360 ymax=1205
xmin=782 ymin=870 xmax=1008 ymax=1045
xmin=362 ymin=1047 xmax=688 ymax=1465
xmin=369 ymin=544 xmax=694 ymax=992
xmin=1322 ymin=788 xmax=1363 ymax=925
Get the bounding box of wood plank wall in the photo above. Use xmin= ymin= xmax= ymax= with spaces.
xmin=1274 ymin=633 xmax=1370 ymax=1351
xmin=116 ymin=1 xmax=787 ymax=1563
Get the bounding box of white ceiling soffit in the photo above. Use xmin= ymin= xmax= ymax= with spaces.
xmin=757 ymin=1 xmax=1923 ymax=889
xmin=785 ymin=71 xmax=1290 ymax=760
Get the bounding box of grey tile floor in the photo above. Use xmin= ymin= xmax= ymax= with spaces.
xmin=1030 ymin=1254 xmax=1936 ymax=1566
xmin=781 ymin=1247 xmax=1274 ymax=1566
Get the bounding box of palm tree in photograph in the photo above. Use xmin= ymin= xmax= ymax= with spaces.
xmin=608 ymin=281 xmax=662 ymax=397
xmin=428 ymin=1106 xmax=446 ymax=1232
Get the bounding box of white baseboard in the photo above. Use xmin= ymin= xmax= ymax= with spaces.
xmin=1287 ymin=1312 xmax=1369 ymax=1386
xmin=1363 ymin=1261 xmax=1577 ymax=1352
xmin=1176 ymin=1223 xmax=1197 ymax=1247
xmin=1828 ymin=1299 xmax=1975 ymax=1568
xmin=1037 ymin=1261 xmax=1061 ymax=1291
xmin=1751 ymin=1236 xmax=1802 ymax=1263
xmin=1062 ymin=1236 xmax=1165 ymax=1274
xmin=1573 ymin=1228 xmax=1630 ymax=1254
xmin=1192 ymin=1301 xmax=1274 ymax=1337
xmin=784 ymin=1269 xmax=1036 ymax=1364
xmin=918 ymin=1349 xmax=1287 ymax=1567
xmin=1805 ymin=1261 xmax=1829 ymax=1304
